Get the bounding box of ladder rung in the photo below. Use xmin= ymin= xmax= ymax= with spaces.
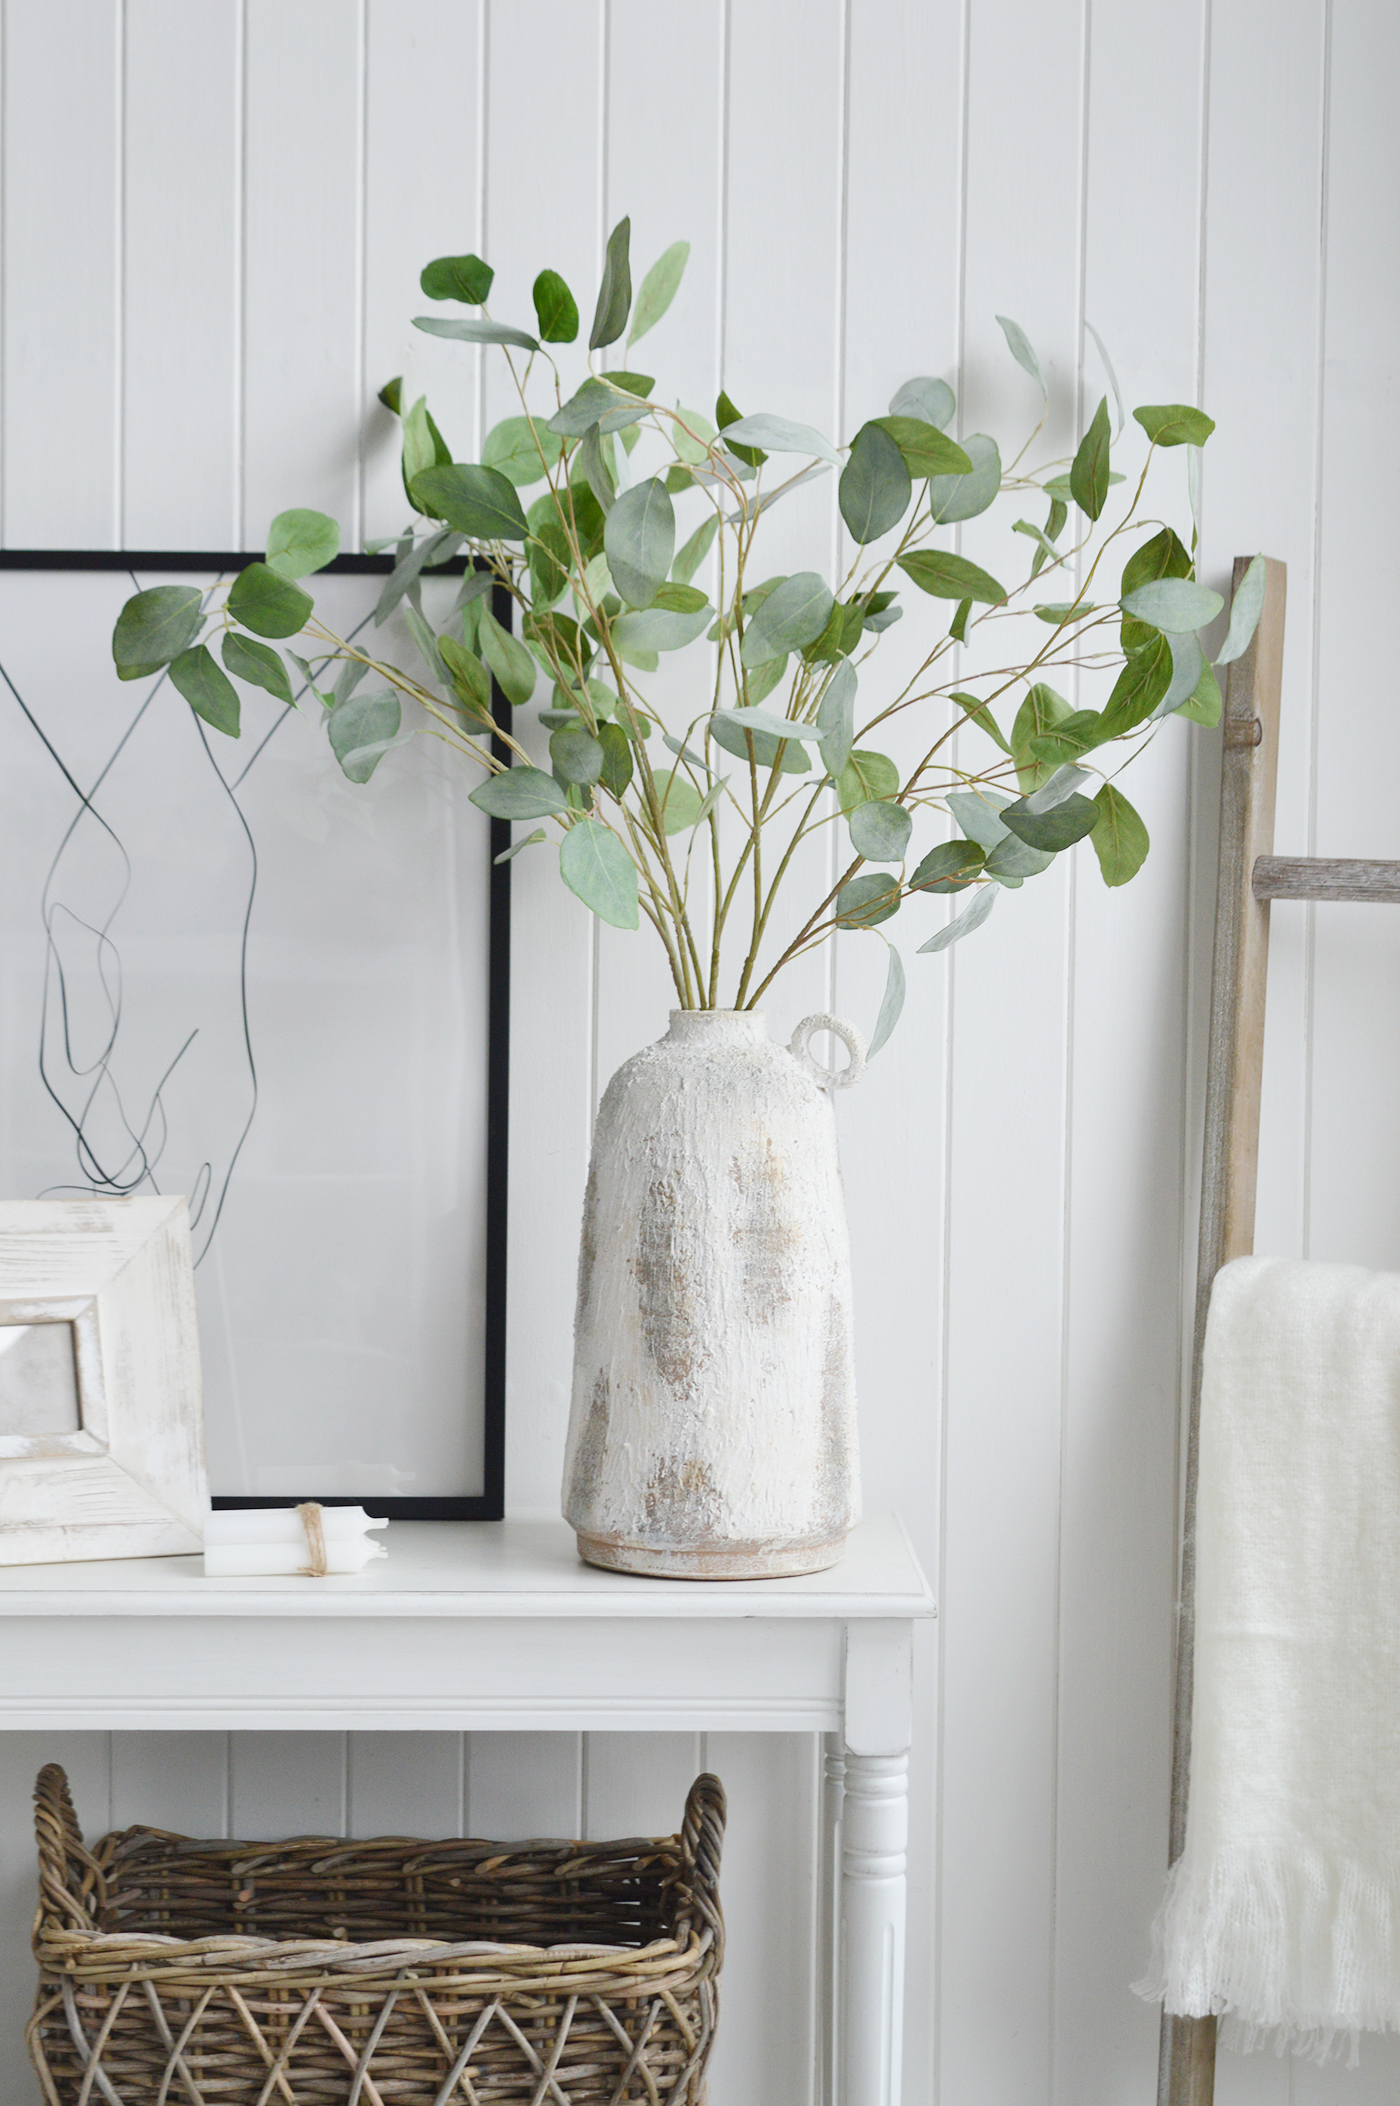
xmin=1252 ymin=855 xmax=1400 ymax=902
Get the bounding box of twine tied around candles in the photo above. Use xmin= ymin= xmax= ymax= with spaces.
xmin=296 ymin=1502 xmax=329 ymax=1578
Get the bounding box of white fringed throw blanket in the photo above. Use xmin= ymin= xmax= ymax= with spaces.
xmin=1139 ymin=1255 xmax=1400 ymax=2062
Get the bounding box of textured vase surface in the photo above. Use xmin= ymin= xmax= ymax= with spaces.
xmin=562 ymin=1008 xmax=862 ymax=1578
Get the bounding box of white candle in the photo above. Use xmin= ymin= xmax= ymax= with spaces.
xmin=202 ymin=1503 xmax=388 ymax=1576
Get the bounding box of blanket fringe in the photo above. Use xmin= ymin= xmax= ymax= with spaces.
xmin=1135 ymin=1845 xmax=1400 ymax=2064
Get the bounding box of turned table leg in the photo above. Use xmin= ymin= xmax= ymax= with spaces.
xmin=838 ymin=1620 xmax=914 ymax=2106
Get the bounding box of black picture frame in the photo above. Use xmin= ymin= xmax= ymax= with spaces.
xmin=0 ymin=547 xmax=509 ymax=1521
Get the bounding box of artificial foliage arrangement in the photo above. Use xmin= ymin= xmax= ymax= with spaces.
xmin=111 ymin=217 xmax=1264 ymax=1050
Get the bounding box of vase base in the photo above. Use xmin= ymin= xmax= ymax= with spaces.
xmin=574 ymin=1529 xmax=849 ymax=1581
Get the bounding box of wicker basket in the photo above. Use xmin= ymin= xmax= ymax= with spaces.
xmin=28 ymin=1762 xmax=725 ymax=2106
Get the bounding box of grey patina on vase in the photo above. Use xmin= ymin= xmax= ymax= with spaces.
xmin=562 ymin=1007 xmax=864 ymax=1579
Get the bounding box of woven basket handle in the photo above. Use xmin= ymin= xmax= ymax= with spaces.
xmin=679 ymin=1772 xmax=726 ymax=1959
xmin=33 ymin=1765 xmax=103 ymax=1932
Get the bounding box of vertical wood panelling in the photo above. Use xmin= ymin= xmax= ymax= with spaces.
xmin=491 ymin=0 xmax=605 ymax=1521
xmin=467 ymin=1732 xmax=583 ymax=1839
xmin=936 ymin=0 xmax=1085 ymax=2097
xmin=0 ymin=0 xmax=122 ymax=546
xmin=229 ymin=1732 xmax=346 ymax=1836
xmin=1052 ymin=6 xmax=1210 ymax=2097
xmin=121 ymin=0 xmax=242 ymax=548
xmin=2 ymin=5 xmax=1397 ymax=2102
xmin=361 ymin=0 xmax=484 ymax=544
xmin=839 ymin=4 xmax=966 ymax=2094
xmin=241 ymin=0 xmax=366 ymax=542
xmin=348 ymin=1733 xmax=463 ymax=1837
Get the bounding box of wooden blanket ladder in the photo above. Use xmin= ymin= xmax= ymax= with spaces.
xmin=1160 ymin=554 xmax=1400 ymax=2105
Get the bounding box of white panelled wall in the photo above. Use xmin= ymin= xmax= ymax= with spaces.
xmin=1 ymin=3 xmax=1396 ymax=2103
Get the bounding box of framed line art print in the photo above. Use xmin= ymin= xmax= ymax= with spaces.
xmin=0 ymin=550 xmax=508 ymax=1520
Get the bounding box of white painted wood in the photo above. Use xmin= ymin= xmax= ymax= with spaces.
xmin=841 ymin=1752 xmax=910 ymax=2106
xmin=468 ymin=1732 xmax=582 ymax=1839
xmin=0 ymin=0 xmax=121 ymax=547
xmin=0 ymin=1198 xmax=207 ymax=1564
xmin=121 ymin=0 xmax=242 ymax=549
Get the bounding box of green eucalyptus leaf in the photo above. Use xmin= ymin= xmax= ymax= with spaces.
xmin=1121 ymin=577 xmax=1224 ymax=632
xmin=532 ymin=269 xmax=579 ymax=343
xmin=221 ymin=631 xmax=294 ymax=707
xmin=743 ymin=653 xmax=788 ymax=706
xmin=651 ymin=767 xmax=705 ymax=834
xmin=1033 ymin=600 xmax=1103 ymax=624
xmin=604 ymin=477 xmax=675 ymax=608
xmin=928 ymin=431 xmax=1001 ymax=523
xmin=1000 ymin=791 xmax=1100 ymax=851
xmin=719 ymin=413 xmax=842 ymax=467
xmin=1027 ymin=709 xmax=1108 ymax=767
xmin=483 ymin=416 xmax=562 ymax=487
xmin=610 ymin=602 xmax=711 ymax=656
xmin=997 ymin=314 xmax=1047 ymax=396
xmin=628 ymin=240 xmax=689 ymax=347
xmin=867 ymin=942 xmax=906 ymax=1057
xmin=710 ymin=708 xmax=809 ymax=773
xmin=1176 ymin=660 xmax=1223 ymax=727
xmin=838 ymin=750 xmax=900 ymax=814
xmin=1011 ymin=683 xmax=1073 ymax=792
xmin=439 ymin=634 xmax=493 ymax=718
xmin=889 ymin=376 xmax=955 ymax=428
xmin=1069 ymin=397 xmax=1111 ymax=521
xmin=560 ymin=816 xmax=638 ymax=926
xmin=836 ymin=874 xmax=901 ymax=928
xmin=375 ymin=528 xmax=461 ymax=622
xmin=1215 ymin=553 xmax=1267 ymax=665
xmin=742 ymin=572 xmax=835 ymax=664
xmin=897 ymin=549 xmax=1005 ymax=605
xmin=1090 ymin=783 xmax=1150 ymax=885
xmin=1133 ymin=403 xmax=1215 ymax=448
xmin=494 ymin=828 xmax=547 ymax=864
xmin=1152 ymin=631 xmax=1205 ymax=719
xmin=672 ymin=514 xmax=718 ymax=586
xmin=266 ymin=508 xmax=340 ymax=579
xmin=401 ymin=397 xmax=442 ymax=513
xmin=910 ymin=840 xmax=986 ymax=893
xmin=526 ymin=497 xmax=573 ymax=608
xmin=715 ymin=390 xmax=765 ymax=466
xmin=470 ymin=765 xmax=568 ymax=820
xmin=951 ymin=690 xmax=1011 ymax=754
xmin=918 ymin=882 xmax=997 ymax=952
xmin=549 ymin=378 xmax=651 ymax=438
xmin=410 ymin=463 xmax=529 ymax=541
xmin=1121 ymin=526 xmax=1193 ymax=596
xmin=723 ymin=705 xmax=811 ymax=746
xmin=414 ymin=314 xmax=540 ymax=351
xmin=477 ymin=605 xmax=536 ymax=706
xmin=111 ymin=585 xmax=203 ymax=679
xmin=839 ymin=422 xmax=912 ymax=544
xmin=590 ymin=216 xmax=633 ymax=350
xmin=597 ymin=721 xmax=634 ymax=797
xmin=327 ymin=688 xmax=402 ymax=782
xmin=227 ymin=562 xmax=312 ymax=640
xmin=421 ymin=253 xmax=493 ymax=303
xmin=378 ymin=376 xmax=403 ymax=414
xmin=818 ymin=659 xmax=857 ymax=776
xmin=578 ymin=424 xmax=615 ymax=515
xmin=551 ymin=725 xmax=604 ymax=785
xmin=169 ymin=643 xmax=240 ymax=736
xmin=849 ymin=798 xmax=912 ymax=863
xmin=1097 ymin=630 xmax=1174 ymax=737
xmin=872 ymin=416 xmax=970 ymax=480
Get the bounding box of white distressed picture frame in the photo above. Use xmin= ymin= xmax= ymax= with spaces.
xmin=0 ymin=1197 xmax=207 ymax=1565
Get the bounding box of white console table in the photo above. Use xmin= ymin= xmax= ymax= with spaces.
xmin=0 ymin=1510 xmax=934 ymax=2106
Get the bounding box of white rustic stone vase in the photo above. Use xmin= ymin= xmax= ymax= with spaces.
xmin=562 ymin=1007 xmax=865 ymax=1579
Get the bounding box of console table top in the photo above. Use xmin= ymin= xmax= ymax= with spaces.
xmin=0 ymin=1510 xmax=934 ymax=1621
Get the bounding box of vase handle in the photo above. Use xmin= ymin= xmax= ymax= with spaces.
xmin=789 ymin=1013 xmax=867 ymax=1091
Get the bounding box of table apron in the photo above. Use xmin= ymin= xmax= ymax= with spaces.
xmin=0 ymin=1613 xmax=847 ymax=1733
